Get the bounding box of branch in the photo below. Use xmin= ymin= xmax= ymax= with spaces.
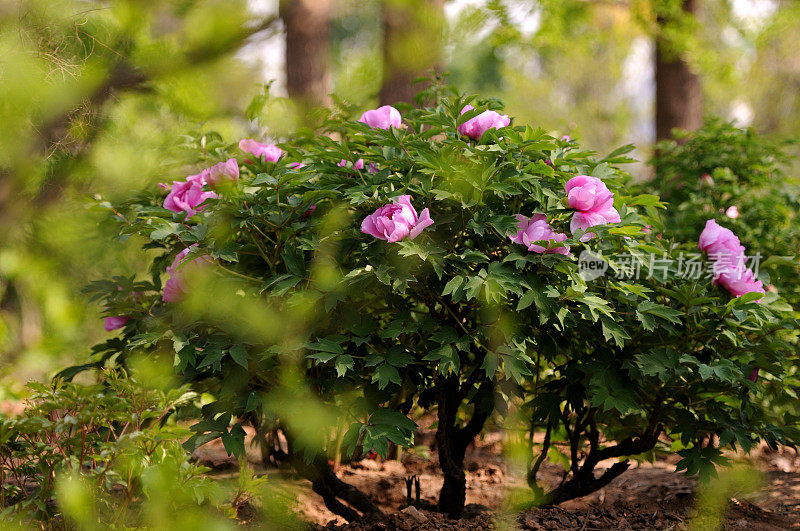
xmin=23 ymin=15 xmax=279 ymax=207
xmin=527 ymin=418 xmax=552 ymax=492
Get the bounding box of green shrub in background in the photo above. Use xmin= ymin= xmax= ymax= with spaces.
xmin=648 ymin=118 xmax=800 ymax=306
xmin=645 ymin=119 xmax=800 ymax=421
xmin=67 ymin=87 xmax=800 ymax=521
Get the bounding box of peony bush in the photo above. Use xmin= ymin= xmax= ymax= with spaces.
xmin=70 ymin=90 xmax=800 ymax=520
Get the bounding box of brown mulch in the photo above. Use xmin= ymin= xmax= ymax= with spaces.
xmin=192 ymin=428 xmax=800 ymax=530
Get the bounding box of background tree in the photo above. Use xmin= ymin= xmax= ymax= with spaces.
xmin=655 ymin=0 xmax=703 ymax=141
xmin=379 ymin=0 xmax=445 ymax=105
xmin=280 ymin=0 xmax=333 ymax=108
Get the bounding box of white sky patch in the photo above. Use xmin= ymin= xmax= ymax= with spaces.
xmin=246 ymin=0 xmax=277 ymax=18
xmin=237 ymin=0 xmax=286 ymax=93
xmin=730 ymin=99 xmax=754 ymax=126
xmin=622 ymin=37 xmax=654 ymax=99
xmin=505 ymin=1 xmax=541 ymax=38
xmin=731 ymin=0 xmax=778 ymax=32
xmin=444 ymin=0 xmax=485 ymax=21
xmin=622 ymin=37 xmax=655 ymax=146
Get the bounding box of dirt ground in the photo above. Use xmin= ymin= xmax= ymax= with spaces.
xmin=192 ymin=426 xmax=800 ymax=530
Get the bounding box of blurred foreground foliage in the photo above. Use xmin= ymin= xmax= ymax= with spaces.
xmin=0 ymin=0 xmax=276 ymax=389
xmin=0 ymin=372 xmax=302 ymax=529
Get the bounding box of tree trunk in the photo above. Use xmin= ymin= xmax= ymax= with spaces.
xmin=293 ymin=453 xmax=384 ymax=522
xmin=436 ymin=376 xmax=467 ymax=517
xmin=379 ymin=0 xmax=445 ymax=106
xmin=276 ymin=420 xmax=382 ymax=523
xmin=280 ymin=0 xmax=332 ymax=108
xmin=435 ymin=378 xmax=494 ymax=517
xmin=655 ymin=0 xmax=702 ymax=142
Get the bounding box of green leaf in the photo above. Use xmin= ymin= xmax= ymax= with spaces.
xmin=228 ymin=344 xmax=249 ymax=369
xmin=517 ymin=290 xmax=535 ymax=311
xmin=372 ymin=364 xmax=402 ymax=389
xmin=574 ymin=294 xmax=614 ymax=320
xmin=306 ymin=338 xmax=344 ymax=355
xmin=423 ymin=344 xmax=460 ymax=374
xmin=600 ymin=316 xmax=630 ymax=347
xmin=197 ymin=346 xmax=225 ymax=369
xmin=481 ymin=351 xmax=500 ymax=377
xmin=636 ymin=301 xmax=683 ymax=325
xmin=335 ymin=354 xmax=354 ymax=377
xmin=697 ymin=359 xmax=741 ymax=383
xmin=220 ymin=424 xmax=246 ymax=457
xmin=442 ymin=276 xmax=464 ymax=296
xmin=282 ymin=246 xmax=306 ymax=277
xmin=245 ymin=392 xmax=261 ymax=412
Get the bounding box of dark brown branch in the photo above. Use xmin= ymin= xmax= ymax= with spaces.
xmin=457 ymin=380 xmax=494 ymax=449
xmin=541 ymin=426 xmax=662 ymax=506
xmin=293 ymin=453 xmax=384 ymax=522
xmin=527 ymin=419 xmax=552 ymax=493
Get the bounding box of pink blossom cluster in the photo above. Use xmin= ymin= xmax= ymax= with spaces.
xmin=361 ymin=195 xmax=434 ymax=242
xmin=458 ymin=105 xmax=510 ymax=140
xmin=162 ymin=172 xmax=218 ymax=217
xmin=509 ymin=214 xmax=569 ymax=255
xmin=239 ymin=139 xmax=283 ymax=162
xmin=565 ymin=176 xmax=621 ymax=241
xmin=698 ymin=219 xmax=764 ymax=299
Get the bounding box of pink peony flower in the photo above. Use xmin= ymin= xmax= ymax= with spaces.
xmin=564 ymin=175 xmax=620 ymax=241
xmin=570 ymin=208 xmax=621 ymax=242
xmin=238 ymin=139 xmax=283 ymax=162
xmin=163 ymin=173 xmax=217 ymax=217
xmin=700 ymin=173 xmax=714 ymax=186
xmin=561 ymin=135 xmax=571 ymax=142
xmin=698 ymin=219 xmax=744 ymax=257
xmin=457 ymin=105 xmax=510 ymax=140
xmin=565 ymin=175 xmax=614 ymax=213
xmin=361 ymin=195 xmax=433 ymax=243
xmin=339 ymin=158 xmax=365 ymax=170
xmin=715 ymin=266 xmax=765 ymax=298
xmin=205 ymin=158 xmax=239 ymax=188
xmin=510 ymin=214 xmax=569 ymax=255
xmin=725 ymin=205 xmax=739 ymax=219
xmin=699 ymin=219 xmax=763 ymax=300
xmin=359 ymin=105 xmax=402 ymax=130
xmin=289 ymin=162 xmax=307 ymax=169
xmin=162 ymin=245 xmax=211 ymax=303
xmin=104 ymin=316 xmax=130 ymax=331
xmin=301 ymin=204 xmax=316 ymax=219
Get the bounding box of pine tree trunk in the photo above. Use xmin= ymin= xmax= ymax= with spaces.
xmin=379 ymin=0 xmax=445 ymax=106
xmin=655 ymin=0 xmax=702 ymax=141
xmin=280 ymin=0 xmax=332 ymax=108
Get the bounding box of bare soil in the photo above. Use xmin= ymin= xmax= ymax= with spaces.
xmin=192 ymin=426 xmax=800 ymax=530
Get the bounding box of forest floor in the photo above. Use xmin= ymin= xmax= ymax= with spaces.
xmin=193 ymin=424 xmax=800 ymax=530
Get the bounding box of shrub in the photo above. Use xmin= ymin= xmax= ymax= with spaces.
xmin=647 ymin=118 xmax=800 ymax=307
xmin=73 ymin=87 xmax=800 ymax=519
xmin=0 ymin=374 xmax=222 ymax=526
